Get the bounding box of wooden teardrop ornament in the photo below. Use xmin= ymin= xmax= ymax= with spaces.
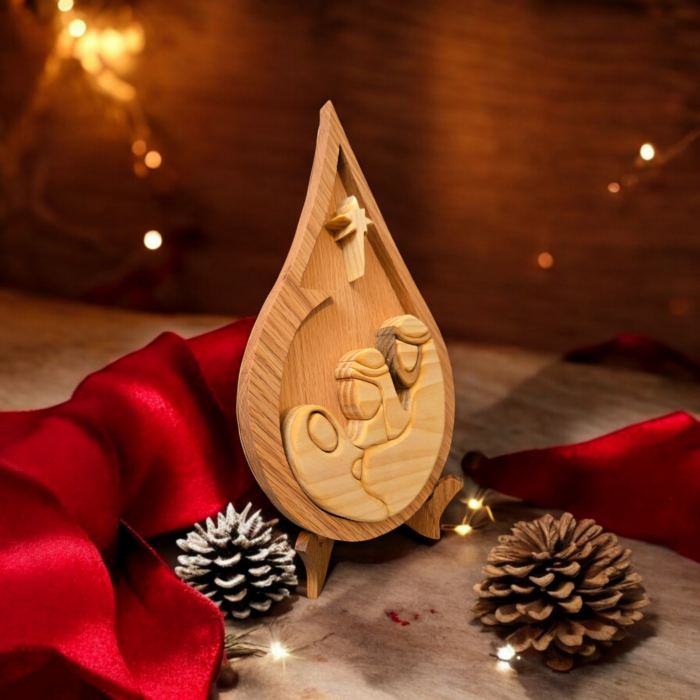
xmin=237 ymin=102 xmax=458 ymax=545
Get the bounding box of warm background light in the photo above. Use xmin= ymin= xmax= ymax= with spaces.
xmin=80 ymin=53 xmax=101 ymax=75
xmin=143 ymin=230 xmax=163 ymax=250
xmin=132 ymin=140 xmax=147 ymax=156
xmin=100 ymin=29 xmax=126 ymax=62
xmin=68 ymin=19 xmax=87 ymax=38
xmin=669 ymin=297 xmax=692 ymax=317
xmin=537 ymin=252 xmax=554 ymax=269
xmin=144 ymin=150 xmax=162 ymax=169
xmin=639 ymin=143 xmax=655 ymax=161
xmin=454 ymin=524 xmax=472 ymax=536
xmin=3 ymin=1 xmax=699 ymax=366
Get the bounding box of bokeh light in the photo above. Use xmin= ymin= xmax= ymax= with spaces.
xmin=143 ymin=230 xmax=163 ymax=250
xmin=639 ymin=143 xmax=655 ymax=161
xmin=69 ymin=19 xmax=87 ymax=38
xmin=537 ymin=252 xmax=554 ymax=269
xmin=144 ymin=150 xmax=162 ymax=169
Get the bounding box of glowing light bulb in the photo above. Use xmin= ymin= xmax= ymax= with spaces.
xmin=100 ymin=29 xmax=126 ymax=60
xmin=607 ymin=182 xmax=620 ymax=194
xmin=269 ymin=641 xmax=289 ymax=660
xmin=537 ymin=252 xmax=554 ymax=269
xmin=497 ymin=645 xmax=516 ymax=662
xmin=454 ymin=524 xmax=472 ymax=536
xmin=132 ymin=139 xmax=147 ymax=156
xmin=123 ymin=23 xmax=146 ymax=53
xmin=467 ymin=498 xmax=482 ymax=510
xmin=144 ymin=150 xmax=162 ymax=169
xmin=58 ymin=0 xmax=74 ymax=11
xmin=639 ymin=143 xmax=655 ymax=161
xmin=69 ymin=19 xmax=87 ymax=38
xmin=143 ymin=230 xmax=162 ymax=250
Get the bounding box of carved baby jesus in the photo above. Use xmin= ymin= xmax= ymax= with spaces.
xmin=282 ymin=315 xmax=445 ymax=522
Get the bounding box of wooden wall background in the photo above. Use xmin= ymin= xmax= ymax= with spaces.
xmin=1 ymin=0 xmax=700 ymax=356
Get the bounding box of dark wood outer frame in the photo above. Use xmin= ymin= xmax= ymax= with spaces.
xmin=237 ymin=101 xmax=455 ymax=542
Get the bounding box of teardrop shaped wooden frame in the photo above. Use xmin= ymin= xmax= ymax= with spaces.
xmin=237 ymin=101 xmax=455 ymax=542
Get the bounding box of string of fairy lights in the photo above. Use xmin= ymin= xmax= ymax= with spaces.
xmin=52 ymin=0 xmax=164 ymax=251
xmin=4 ymin=0 xmax=699 ymax=316
xmin=532 ymin=134 xmax=698 ymax=319
xmin=439 ymin=476 xmax=526 ymax=668
xmin=0 ymin=0 xmax=167 ymax=257
xmin=441 ymin=485 xmax=496 ymax=537
xmin=537 ymin=140 xmax=669 ymax=272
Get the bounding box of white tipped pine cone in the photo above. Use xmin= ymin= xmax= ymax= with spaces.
xmin=176 ymin=503 xmax=298 ymax=619
xmin=473 ymin=513 xmax=649 ymax=671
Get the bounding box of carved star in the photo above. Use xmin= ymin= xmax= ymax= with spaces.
xmin=326 ymin=196 xmax=373 ymax=282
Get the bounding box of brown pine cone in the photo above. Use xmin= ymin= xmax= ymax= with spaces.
xmin=472 ymin=512 xmax=649 ymax=671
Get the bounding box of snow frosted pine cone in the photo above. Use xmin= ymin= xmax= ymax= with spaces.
xmin=472 ymin=512 xmax=649 ymax=671
xmin=176 ymin=503 xmax=298 ymax=619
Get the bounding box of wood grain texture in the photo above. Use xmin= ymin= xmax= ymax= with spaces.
xmin=0 ymin=288 xmax=231 ymax=410
xmin=294 ymin=531 xmax=335 ymax=600
xmin=335 ymin=348 xmax=409 ymax=444
xmin=282 ymin=404 xmax=388 ymax=522
xmin=358 ymin=337 xmax=446 ymax=516
xmin=405 ymin=474 xmax=463 ymax=539
xmin=237 ymin=103 xmax=456 ymax=542
xmin=375 ymin=315 xmax=430 ymax=389
xmin=307 ymin=411 xmax=339 ymax=452
xmin=0 ymin=292 xmax=698 ymax=699
xmin=281 ymin=314 xmax=448 ymax=522
xmin=3 ymin=1 xmax=700 ymax=360
xmin=325 ymin=195 xmax=372 ymax=283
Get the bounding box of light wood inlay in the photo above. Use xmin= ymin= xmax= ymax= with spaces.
xmin=237 ymin=102 xmax=457 ymax=542
xmin=337 ymin=379 xmax=382 ymax=422
xmin=281 ymin=405 xmax=388 ymax=522
xmin=281 ymin=313 xmax=445 ymax=522
xmin=334 ymin=347 xmax=411 ymax=442
xmin=396 ymin=341 xmax=418 ymax=371
xmin=375 ymin=315 xmax=430 ymax=389
xmin=339 ymin=381 xmax=388 ymax=449
xmin=382 ymin=315 xmax=432 ymax=344
xmin=325 ymin=195 xmax=373 ymax=283
xmin=308 ymin=412 xmax=338 ymax=452
xmin=360 ymin=337 xmax=446 ymax=515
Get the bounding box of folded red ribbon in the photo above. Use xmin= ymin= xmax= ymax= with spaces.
xmin=464 ymin=414 xmax=700 ymax=563
xmin=464 ymin=334 xmax=700 ymax=563
xmin=0 ymin=318 xmax=261 ymax=700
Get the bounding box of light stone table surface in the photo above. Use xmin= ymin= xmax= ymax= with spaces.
xmin=0 ymin=289 xmax=699 ymax=700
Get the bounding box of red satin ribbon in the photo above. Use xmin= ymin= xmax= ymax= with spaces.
xmin=464 ymin=413 xmax=700 ymax=563
xmin=0 ymin=318 xmax=262 ymax=700
xmin=464 ymin=336 xmax=700 ymax=563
